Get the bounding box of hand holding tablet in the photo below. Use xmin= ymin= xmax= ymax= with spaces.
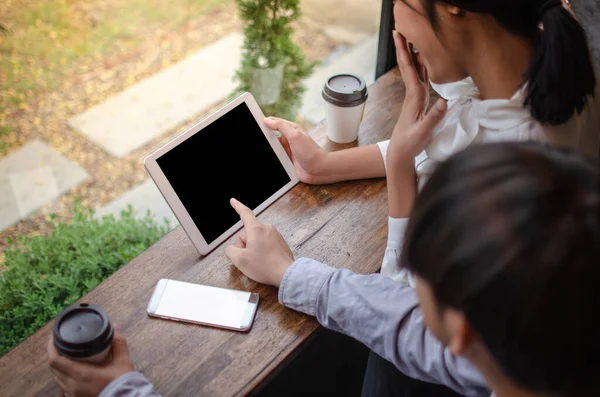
xmin=144 ymin=93 xmax=299 ymax=255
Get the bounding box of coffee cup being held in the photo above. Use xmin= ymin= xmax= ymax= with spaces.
xmin=53 ymin=303 xmax=114 ymax=364
xmin=322 ymin=74 xmax=368 ymax=144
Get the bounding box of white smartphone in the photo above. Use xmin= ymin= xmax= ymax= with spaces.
xmin=147 ymin=279 xmax=259 ymax=332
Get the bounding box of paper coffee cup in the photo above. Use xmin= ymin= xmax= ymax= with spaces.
xmin=322 ymin=74 xmax=368 ymax=144
xmin=53 ymin=303 xmax=114 ymax=364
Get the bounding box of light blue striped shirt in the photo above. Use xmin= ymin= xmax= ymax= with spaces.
xmin=101 ymin=257 xmax=491 ymax=397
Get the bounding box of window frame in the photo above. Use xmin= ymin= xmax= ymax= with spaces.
xmin=376 ymin=0 xmax=397 ymax=79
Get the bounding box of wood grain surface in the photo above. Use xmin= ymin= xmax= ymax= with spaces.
xmin=0 ymin=69 xmax=406 ymax=397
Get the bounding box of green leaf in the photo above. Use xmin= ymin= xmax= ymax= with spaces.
xmin=0 ymin=202 xmax=167 ymax=356
xmin=233 ymin=0 xmax=316 ymax=120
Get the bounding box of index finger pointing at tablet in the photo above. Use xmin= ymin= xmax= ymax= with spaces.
xmin=230 ymin=198 xmax=260 ymax=226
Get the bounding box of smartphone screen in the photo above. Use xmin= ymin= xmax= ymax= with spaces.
xmin=147 ymin=279 xmax=259 ymax=331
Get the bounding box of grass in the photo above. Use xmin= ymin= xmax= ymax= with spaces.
xmin=0 ymin=125 xmax=13 ymax=151
xmin=0 ymin=202 xmax=169 ymax=357
xmin=0 ymin=0 xmax=232 ymax=116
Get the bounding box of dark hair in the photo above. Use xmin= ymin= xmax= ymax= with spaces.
xmin=422 ymin=0 xmax=596 ymax=126
xmin=404 ymin=142 xmax=600 ymax=396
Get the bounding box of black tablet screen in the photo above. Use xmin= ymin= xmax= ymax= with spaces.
xmin=156 ymin=102 xmax=291 ymax=244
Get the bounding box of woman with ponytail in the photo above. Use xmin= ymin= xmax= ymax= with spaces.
xmin=383 ymin=0 xmax=600 ymax=285
xmin=408 ymin=0 xmax=600 ymax=143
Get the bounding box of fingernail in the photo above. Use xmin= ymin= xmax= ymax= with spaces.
xmin=231 ymin=198 xmax=238 ymax=204
xmin=436 ymin=99 xmax=447 ymax=110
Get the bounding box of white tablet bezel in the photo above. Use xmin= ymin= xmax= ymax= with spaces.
xmin=143 ymin=92 xmax=299 ymax=256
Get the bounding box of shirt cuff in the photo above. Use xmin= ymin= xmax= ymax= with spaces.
xmin=278 ymin=257 xmax=336 ymax=316
xmin=100 ymin=372 xmax=152 ymax=397
xmin=387 ymin=216 xmax=409 ymax=250
xmin=376 ymin=140 xmax=390 ymax=173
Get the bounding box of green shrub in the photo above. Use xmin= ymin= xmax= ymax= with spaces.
xmin=234 ymin=0 xmax=316 ymax=120
xmin=0 ymin=203 xmax=168 ymax=356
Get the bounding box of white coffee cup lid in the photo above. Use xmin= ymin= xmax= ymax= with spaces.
xmin=322 ymin=74 xmax=368 ymax=107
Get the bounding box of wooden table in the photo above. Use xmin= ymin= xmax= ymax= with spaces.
xmin=0 ymin=69 xmax=406 ymax=397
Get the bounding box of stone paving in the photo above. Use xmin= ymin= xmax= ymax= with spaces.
xmin=95 ymin=179 xmax=178 ymax=229
xmin=301 ymin=0 xmax=381 ymax=43
xmin=1 ymin=6 xmax=380 ymax=233
xmin=93 ymin=36 xmax=378 ymax=225
xmin=0 ymin=140 xmax=88 ymax=232
xmin=68 ymin=33 xmax=243 ymax=158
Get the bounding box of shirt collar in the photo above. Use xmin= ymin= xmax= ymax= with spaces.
xmin=432 ymin=77 xmax=532 ymax=131
xmin=430 ymin=77 xmax=479 ymax=101
xmin=471 ymin=85 xmax=531 ymax=130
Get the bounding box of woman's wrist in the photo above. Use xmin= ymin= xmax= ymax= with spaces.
xmin=387 ymin=152 xmax=415 ymax=175
xmin=302 ymin=151 xmax=333 ymax=184
xmin=387 ymin=162 xmax=418 ymax=218
xmin=305 ymin=146 xmax=387 ymax=185
xmin=316 ymin=151 xmax=333 ymax=178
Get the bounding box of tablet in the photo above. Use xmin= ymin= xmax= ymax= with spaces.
xmin=144 ymin=93 xmax=299 ymax=255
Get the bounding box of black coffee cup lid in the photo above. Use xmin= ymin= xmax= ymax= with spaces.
xmin=322 ymin=74 xmax=368 ymax=108
xmin=53 ymin=303 xmax=113 ymax=359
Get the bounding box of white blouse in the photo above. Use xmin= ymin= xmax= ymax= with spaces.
xmin=377 ymin=77 xmax=600 ymax=285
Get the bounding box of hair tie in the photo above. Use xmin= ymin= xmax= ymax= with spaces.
xmin=538 ymin=0 xmax=562 ymax=17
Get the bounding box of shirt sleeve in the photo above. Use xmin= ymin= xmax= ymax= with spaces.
xmin=376 ymin=140 xmax=390 ymax=172
xmin=380 ymin=217 xmax=415 ymax=286
xmin=279 ymin=258 xmax=490 ymax=397
xmin=100 ymin=372 xmax=162 ymax=397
